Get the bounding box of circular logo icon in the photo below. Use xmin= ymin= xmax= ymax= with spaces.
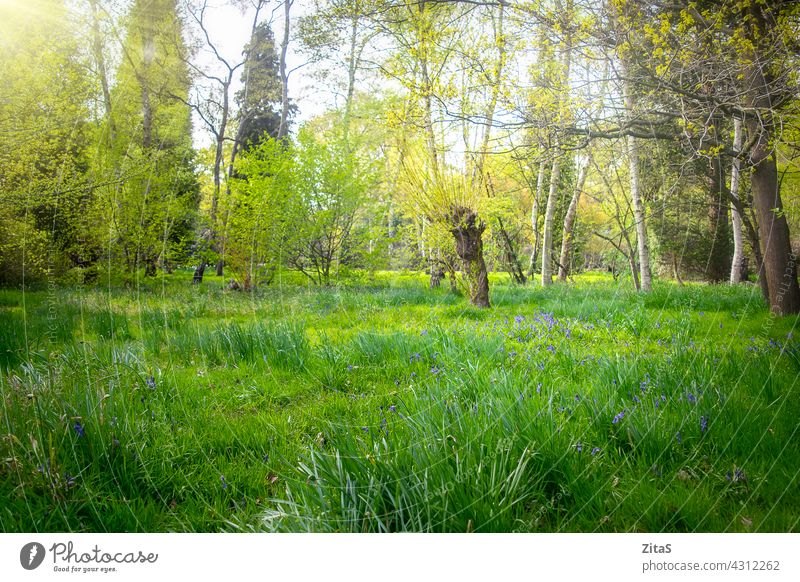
xmin=20 ymin=542 xmax=46 ymax=570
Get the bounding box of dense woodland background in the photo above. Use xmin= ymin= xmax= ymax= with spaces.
xmin=1 ymin=0 xmax=800 ymax=308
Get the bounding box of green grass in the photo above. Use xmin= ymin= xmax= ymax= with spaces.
xmin=1 ymin=270 xmax=798 ymax=532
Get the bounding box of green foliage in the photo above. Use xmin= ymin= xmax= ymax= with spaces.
xmin=99 ymin=0 xmax=198 ymax=276
xmin=0 ymin=0 xmax=94 ymax=285
xmin=228 ymin=126 xmax=379 ymax=287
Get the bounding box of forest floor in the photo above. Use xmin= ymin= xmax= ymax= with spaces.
xmin=1 ymin=271 xmax=798 ymax=532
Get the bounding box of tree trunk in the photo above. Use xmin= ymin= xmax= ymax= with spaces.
xmin=747 ymin=116 xmax=800 ymax=314
xmin=497 ymin=217 xmax=526 ymax=284
xmin=558 ymin=156 xmax=589 ymax=281
xmin=742 ymin=8 xmax=800 ymax=314
xmin=193 ymin=261 xmax=206 ymax=284
xmin=277 ymin=0 xmax=292 ymax=140
xmin=702 ymin=118 xmax=732 ymax=283
xmin=89 ymin=0 xmax=116 ymax=144
xmin=446 ymin=259 xmax=459 ymax=293
xmin=528 ymin=159 xmax=546 ymax=276
xmin=450 ymin=207 xmax=490 ymax=308
xmin=672 ymin=255 xmax=684 ymax=286
xmin=729 ymin=117 xmax=745 ymax=284
xmin=541 ymin=154 xmax=561 ymax=286
xmin=620 ymin=70 xmax=652 ymax=291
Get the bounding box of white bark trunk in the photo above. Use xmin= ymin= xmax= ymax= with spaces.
xmin=541 ymin=153 xmax=561 ymax=286
xmin=558 ymin=156 xmax=590 ymax=280
xmin=729 ymin=117 xmax=744 ymax=284
xmin=622 ymin=75 xmax=651 ymax=292
xmin=528 ymin=160 xmax=547 ymax=275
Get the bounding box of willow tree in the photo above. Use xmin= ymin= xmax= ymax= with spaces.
xmin=402 ymin=154 xmax=490 ymax=307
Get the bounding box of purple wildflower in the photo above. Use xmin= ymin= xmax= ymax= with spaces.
xmin=536 ymin=383 xmax=542 ymax=394
xmin=73 ymin=422 xmax=85 ymax=438
xmin=575 ymin=443 xmax=583 ymax=453
xmin=591 ymin=447 xmax=601 ymax=455
xmin=700 ymin=415 xmax=708 ymax=434
xmin=687 ymin=392 xmax=697 ymax=404
xmin=676 ymin=432 xmax=682 ymax=444
xmin=220 ymin=475 xmax=228 ymax=490
xmin=612 ymin=410 xmax=625 ymax=425
xmin=146 ymin=375 xmax=156 ymax=390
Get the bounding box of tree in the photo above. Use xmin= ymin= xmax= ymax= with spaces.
xmin=107 ymin=0 xmax=199 ymax=277
xmin=621 ymin=0 xmax=800 ymax=313
xmin=0 ymin=0 xmax=94 ymax=285
xmin=184 ymin=0 xmax=267 ymax=284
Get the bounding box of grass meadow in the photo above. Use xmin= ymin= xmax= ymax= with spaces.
xmin=1 ymin=271 xmax=798 ymax=532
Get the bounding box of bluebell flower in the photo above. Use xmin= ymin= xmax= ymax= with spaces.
xmin=536 ymin=383 xmax=542 ymax=394
xmin=347 ymin=365 xmax=353 ymax=371
xmin=220 ymin=475 xmax=228 ymax=490
xmin=612 ymin=411 xmax=625 ymax=424
xmin=514 ymin=315 xmax=525 ymax=324
xmin=388 ymin=405 xmax=396 ymax=413
xmin=676 ymin=432 xmax=682 ymax=444
xmin=591 ymin=447 xmax=601 ymax=455
xmin=361 ymin=426 xmax=369 ymax=433
xmin=700 ymin=415 xmax=708 ymax=434
xmin=575 ymin=443 xmax=583 ymax=453
xmin=146 ymin=376 xmax=156 ymax=390
xmin=546 ymin=345 xmax=555 ymax=353
xmin=421 ymin=329 xmax=428 ymax=335
xmin=73 ymin=422 xmax=85 ymax=438
xmin=687 ymin=392 xmax=697 ymax=404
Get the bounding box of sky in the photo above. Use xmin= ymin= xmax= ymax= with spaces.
xmin=186 ymin=0 xmax=332 ymax=147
